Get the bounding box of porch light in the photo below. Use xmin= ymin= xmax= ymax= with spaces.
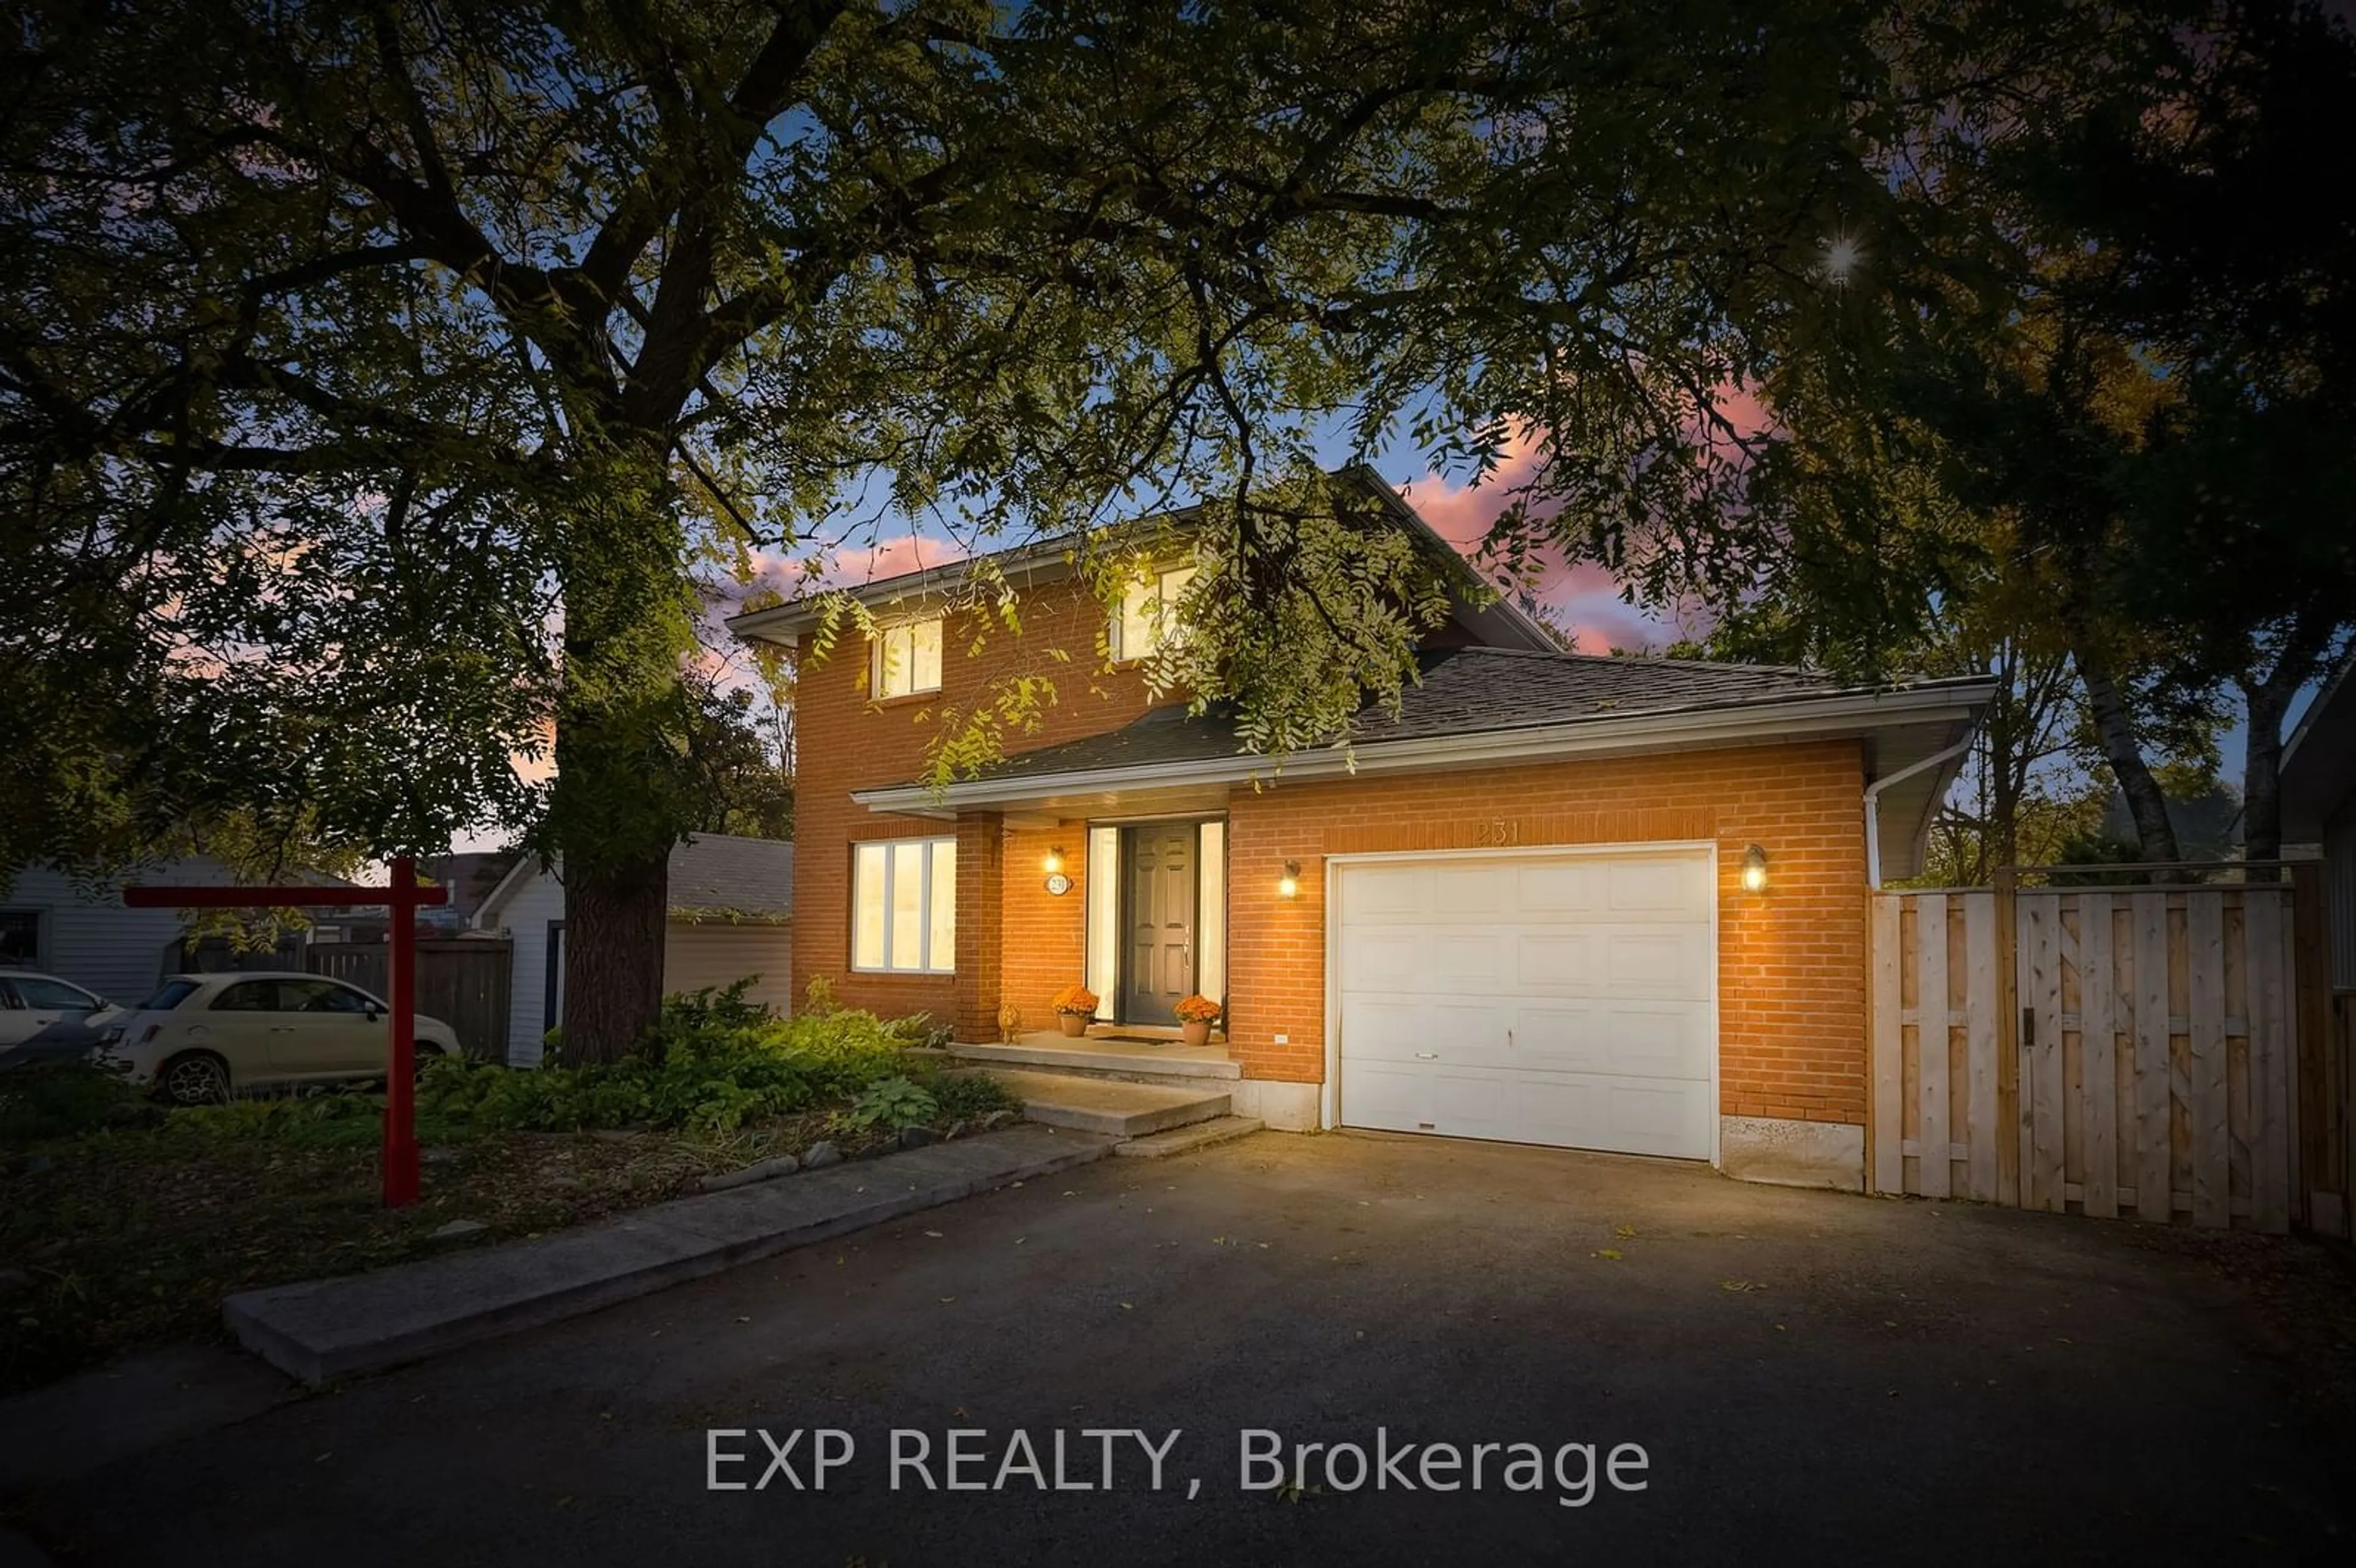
xmin=1741 ymin=844 xmax=1769 ymax=893
xmin=1277 ymin=859 xmax=1301 ymax=899
xmin=1042 ymin=847 xmax=1064 ymax=875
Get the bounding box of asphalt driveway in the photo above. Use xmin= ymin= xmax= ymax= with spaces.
xmin=11 ymin=1131 xmax=2352 ymax=1566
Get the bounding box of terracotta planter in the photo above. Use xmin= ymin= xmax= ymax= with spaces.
xmin=1180 ymin=1018 xmax=1214 ymax=1047
xmin=1057 ymin=1012 xmax=1090 ymax=1038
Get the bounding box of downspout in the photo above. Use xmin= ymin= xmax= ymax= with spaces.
xmin=1864 ymin=738 xmax=1974 ymax=890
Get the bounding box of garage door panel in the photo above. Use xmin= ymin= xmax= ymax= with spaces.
xmin=1603 ymin=926 xmax=1712 ymax=995
xmin=1515 ymin=859 xmax=1606 ymax=914
xmin=1342 ymin=1059 xmax=1428 ymax=1133
xmin=1514 ymin=931 xmax=1596 ymax=988
xmin=1607 ymin=855 xmax=1710 ymax=914
xmin=1338 ymin=847 xmax=1715 ymax=1161
xmin=1363 ymin=1064 xmax=1713 ymax=1158
xmin=1434 ymin=864 xmax=1510 ymax=915
xmin=1341 ymin=864 xmax=1433 ymax=918
xmin=1338 ymin=999 xmax=1513 ymax=1064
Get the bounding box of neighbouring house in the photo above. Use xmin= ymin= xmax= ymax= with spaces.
xmin=0 ymin=858 xmax=352 ymax=1004
xmin=472 ymin=833 xmax=795 ymax=1065
xmin=728 ymin=466 xmax=1995 ymax=1191
xmin=2283 ymin=651 xmax=2355 ymax=988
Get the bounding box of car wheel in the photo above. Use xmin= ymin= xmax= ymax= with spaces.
xmin=156 ymin=1051 xmax=231 ymax=1106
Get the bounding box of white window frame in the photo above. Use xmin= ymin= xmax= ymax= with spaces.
xmin=1110 ymin=564 xmax=1196 ymax=663
xmin=871 ymin=617 xmax=944 ymax=699
xmin=851 ymin=837 xmax=957 ymax=974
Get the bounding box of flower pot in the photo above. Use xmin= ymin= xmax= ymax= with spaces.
xmin=1179 ymin=1019 xmax=1213 ymax=1048
xmin=1057 ymin=1012 xmax=1090 ymax=1038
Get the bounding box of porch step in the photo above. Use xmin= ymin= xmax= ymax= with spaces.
xmin=947 ymin=1039 xmax=1241 ymax=1085
xmin=1114 ymin=1115 xmax=1265 ymax=1159
xmin=982 ymin=1069 xmax=1231 ymax=1139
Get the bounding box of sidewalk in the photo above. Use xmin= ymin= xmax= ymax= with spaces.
xmin=224 ymin=1123 xmax=1115 ymax=1385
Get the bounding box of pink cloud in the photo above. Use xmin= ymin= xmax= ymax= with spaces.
xmin=1396 ymin=435 xmax=1679 ymax=655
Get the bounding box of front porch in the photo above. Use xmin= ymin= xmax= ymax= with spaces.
xmin=945 ymin=1024 xmax=1240 ymax=1083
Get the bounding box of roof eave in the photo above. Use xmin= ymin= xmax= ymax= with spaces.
xmin=852 ymin=680 xmax=1998 ymax=817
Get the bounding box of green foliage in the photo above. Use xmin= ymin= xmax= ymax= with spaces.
xmin=931 ymin=1072 xmax=1023 ymax=1124
xmin=843 ymin=1077 xmax=940 ymax=1134
xmin=0 ymin=1062 xmax=141 ymax=1144
xmin=418 ymin=991 xmax=931 ymax=1137
xmin=167 ymin=1091 xmax=469 ymax=1150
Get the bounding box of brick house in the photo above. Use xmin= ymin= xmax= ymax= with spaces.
xmin=730 ymin=468 xmax=1992 ymax=1189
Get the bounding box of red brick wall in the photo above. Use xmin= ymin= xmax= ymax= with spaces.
xmin=1225 ymin=739 xmax=1871 ymax=1127
xmin=791 ymin=577 xmax=1160 ymax=1021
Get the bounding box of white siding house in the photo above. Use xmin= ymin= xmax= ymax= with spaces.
xmin=0 ymin=858 xmax=322 ymax=1004
xmin=474 ymin=834 xmax=793 ymax=1065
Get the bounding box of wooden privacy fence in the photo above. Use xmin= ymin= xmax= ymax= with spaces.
xmin=1870 ymin=876 xmax=2302 ymax=1232
xmin=307 ymin=938 xmax=512 ymax=1060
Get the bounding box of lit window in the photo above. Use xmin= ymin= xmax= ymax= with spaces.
xmin=1112 ymin=565 xmax=1196 ymax=662
xmin=852 ymin=839 xmax=956 ymax=972
xmin=872 ymin=618 xmax=943 ymax=698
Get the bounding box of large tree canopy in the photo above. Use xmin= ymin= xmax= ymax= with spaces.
xmin=5 ymin=0 xmax=2064 ymax=1053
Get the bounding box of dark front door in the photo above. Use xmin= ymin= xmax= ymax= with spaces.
xmin=1120 ymin=822 xmax=1197 ymax=1026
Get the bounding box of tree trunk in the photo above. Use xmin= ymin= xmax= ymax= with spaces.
xmin=561 ymin=850 xmax=670 ymax=1063
xmin=2072 ymin=642 xmax=2181 ymax=864
xmin=2240 ymin=678 xmax=2287 ymax=868
xmin=547 ymin=439 xmax=698 ymax=1063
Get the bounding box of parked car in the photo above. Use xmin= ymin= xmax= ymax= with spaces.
xmin=97 ymin=971 xmax=462 ymax=1105
xmin=0 ymin=969 xmax=119 ymax=1069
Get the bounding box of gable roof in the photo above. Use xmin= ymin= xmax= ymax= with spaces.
xmin=863 ymin=647 xmax=1933 ymax=788
xmin=724 ymin=465 xmax=1560 ymax=654
xmin=666 ymin=834 xmax=796 ymax=921
xmin=2282 ymin=647 xmax=2355 ymax=841
xmin=849 ymin=647 xmax=1995 ymax=881
xmin=474 ymin=834 xmax=795 ymax=928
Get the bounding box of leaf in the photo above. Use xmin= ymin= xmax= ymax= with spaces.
xmin=1593 ymin=1248 xmax=1623 ymax=1261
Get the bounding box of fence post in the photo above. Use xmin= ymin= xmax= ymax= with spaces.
xmin=2290 ymin=859 xmax=2338 ymax=1235
xmin=1994 ymin=865 xmax=2022 ymax=1208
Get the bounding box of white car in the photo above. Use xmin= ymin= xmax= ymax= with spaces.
xmin=98 ymin=971 xmax=463 ymax=1105
xmin=0 ymin=969 xmax=117 ymax=1066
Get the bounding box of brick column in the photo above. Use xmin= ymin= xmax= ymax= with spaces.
xmin=953 ymin=811 xmax=1004 ymax=1042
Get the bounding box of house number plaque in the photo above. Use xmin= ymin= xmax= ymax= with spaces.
xmin=1468 ymin=818 xmax=1519 ymax=847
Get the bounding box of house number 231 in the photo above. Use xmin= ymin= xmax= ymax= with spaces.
xmin=1469 ymin=818 xmax=1518 ymax=846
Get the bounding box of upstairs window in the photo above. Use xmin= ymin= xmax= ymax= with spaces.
xmin=872 ymin=617 xmax=943 ymax=698
xmin=1112 ymin=565 xmax=1196 ymax=662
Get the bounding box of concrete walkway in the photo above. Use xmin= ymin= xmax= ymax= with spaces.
xmin=223 ymin=1123 xmax=1115 ymax=1385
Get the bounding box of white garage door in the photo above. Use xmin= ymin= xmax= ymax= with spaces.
xmin=1334 ymin=847 xmax=1715 ymax=1159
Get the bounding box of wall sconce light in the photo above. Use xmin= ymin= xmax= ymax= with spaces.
xmin=1277 ymin=859 xmax=1301 ymax=899
xmin=1741 ymin=844 xmax=1769 ymax=893
xmin=1042 ymin=847 xmax=1064 ymax=875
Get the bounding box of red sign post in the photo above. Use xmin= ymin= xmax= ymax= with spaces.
xmin=125 ymin=856 xmax=448 ymax=1206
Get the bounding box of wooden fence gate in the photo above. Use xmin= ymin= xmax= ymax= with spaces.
xmin=307 ymin=938 xmax=512 ymax=1061
xmin=1870 ymin=876 xmax=2302 ymax=1233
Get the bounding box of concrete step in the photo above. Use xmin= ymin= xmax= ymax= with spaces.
xmin=221 ymin=1123 xmax=1115 ymax=1386
xmin=982 ymin=1068 xmax=1231 ymax=1139
xmin=1115 ymin=1115 xmax=1265 ymax=1159
xmin=947 ymin=1039 xmax=1241 ymax=1083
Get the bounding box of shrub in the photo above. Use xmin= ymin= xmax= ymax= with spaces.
xmin=843 ymin=1076 xmax=939 ymax=1132
xmin=414 ymin=994 xmax=934 ymax=1137
xmin=0 ymin=1060 xmax=140 ymax=1143
xmin=931 ymin=1071 xmax=1022 ymax=1123
xmin=171 ymin=1090 xmax=408 ymax=1149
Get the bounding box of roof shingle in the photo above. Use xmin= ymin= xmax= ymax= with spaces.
xmin=939 ymin=647 xmax=1903 ymax=787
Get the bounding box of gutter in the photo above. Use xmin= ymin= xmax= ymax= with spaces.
xmin=853 ymin=680 xmax=1997 ymax=817
xmin=1863 ymin=736 xmax=1974 ymax=890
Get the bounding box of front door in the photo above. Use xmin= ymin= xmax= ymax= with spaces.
xmin=1120 ymin=822 xmax=1197 ymax=1025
